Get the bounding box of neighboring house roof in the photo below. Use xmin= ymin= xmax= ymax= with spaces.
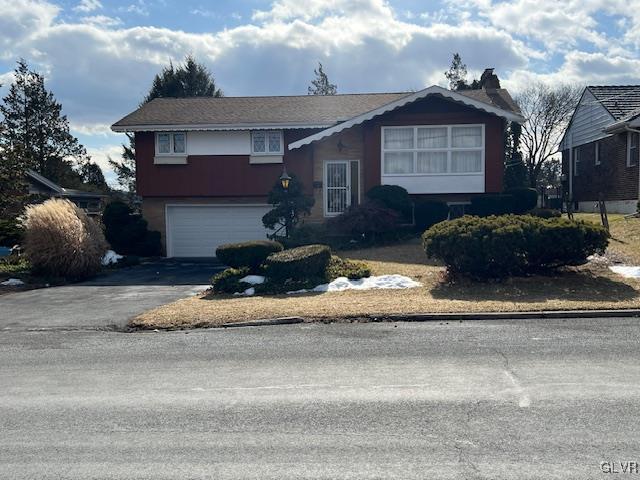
xmin=26 ymin=169 xmax=63 ymax=194
xmin=26 ymin=169 xmax=107 ymax=199
xmin=111 ymin=87 xmax=522 ymax=133
xmin=588 ymin=85 xmax=640 ymax=121
xmin=289 ymin=85 xmax=524 ymax=150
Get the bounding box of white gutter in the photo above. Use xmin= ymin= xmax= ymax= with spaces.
xmin=111 ymin=122 xmax=333 ymax=133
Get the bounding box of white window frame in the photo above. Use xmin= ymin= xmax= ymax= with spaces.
xmin=251 ymin=130 xmax=283 ymax=156
xmin=381 ymin=124 xmax=485 ymax=177
xmin=155 ymin=132 xmax=187 ymax=156
xmin=627 ymin=131 xmax=639 ymax=167
xmin=595 ymin=141 xmax=600 ymax=166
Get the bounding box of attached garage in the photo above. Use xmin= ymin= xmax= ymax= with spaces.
xmin=165 ymin=204 xmax=272 ymax=257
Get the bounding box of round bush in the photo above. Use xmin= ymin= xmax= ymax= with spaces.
xmin=527 ymin=208 xmax=561 ymax=219
xmin=413 ymin=199 xmax=449 ymax=231
xmin=326 ymin=202 xmax=399 ymax=236
xmin=211 ymin=267 xmax=251 ymax=293
xmin=505 ymin=187 xmax=538 ymax=214
xmin=264 ymin=244 xmax=331 ymax=281
xmin=469 ymin=194 xmax=514 ymax=216
xmin=365 ymin=185 xmax=412 ymax=218
xmin=215 ymin=240 xmax=283 ymax=270
xmin=422 ymin=215 xmax=608 ymax=278
xmin=22 ymin=199 xmax=108 ymax=279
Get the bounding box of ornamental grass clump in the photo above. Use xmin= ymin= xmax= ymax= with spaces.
xmin=22 ymin=198 xmax=108 ymax=279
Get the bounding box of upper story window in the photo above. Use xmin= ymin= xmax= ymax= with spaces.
xmin=382 ymin=125 xmax=484 ymax=175
xmin=252 ymin=130 xmax=283 ymax=155
xmin=156 ymin=132 xmax=186 ymax=155
xmin=628 ymin=132 xmax=639 ymax=167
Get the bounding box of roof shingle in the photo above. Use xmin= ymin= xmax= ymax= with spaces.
xmin=588 ymin=85 xmax=640 ymax=121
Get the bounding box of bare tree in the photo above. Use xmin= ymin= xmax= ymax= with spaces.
xmin=516 ymin=82 xmax=582 ymax=188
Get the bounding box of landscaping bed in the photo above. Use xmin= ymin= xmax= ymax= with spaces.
xmin=130 ymin=238 xmax=640 ymax=330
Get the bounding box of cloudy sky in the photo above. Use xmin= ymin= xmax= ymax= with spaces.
xmin=1 ymin=0 xmax=639 ymax=187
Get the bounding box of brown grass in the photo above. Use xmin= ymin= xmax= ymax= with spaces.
xmin=575 ymin=213 xmax=640 ymax=264
xmin=131 ymin=237 xmax=640 ymax=330
xmin=22 ymin=199 xmax=108 ymax=279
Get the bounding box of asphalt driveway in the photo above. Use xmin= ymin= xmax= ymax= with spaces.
xmin=0 ymin=259 xmax=221 ymax=331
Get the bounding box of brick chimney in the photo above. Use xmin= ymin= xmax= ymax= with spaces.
xmin=480 ymin=68 xmax=501 ymax=90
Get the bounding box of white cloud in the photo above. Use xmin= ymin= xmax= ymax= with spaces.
xmin=81 ymin=15 xmax=122 ymax=27
xmin=85 ymin=144 xmax=124 ymax=187
xmin=119 ymin=1 xmax=149 ymax=17
xmin=73 ymin=0 xmax=102 ymax=13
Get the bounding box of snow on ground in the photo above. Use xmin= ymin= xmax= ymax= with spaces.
xmin=1 ymin=278 xmax=25 ymax=286
xmin=288 ymin=275 xmax=421 ymax=295
xmin=102 ymin=250 xmax=123 ymax=266
xmin=240 ymin=275 xmax=265 ymax=285
xmin=609 ymin=266 xmax=640 ymax=278
xmin=234 ymin=287 xmax=256 ymax=296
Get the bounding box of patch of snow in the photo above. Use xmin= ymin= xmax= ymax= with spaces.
xmin=1 ymin=278 xmax=25 ymax=286
xmin=101 ymin=250 xmax=123 ymax=266
xmin=240 ymin=275 xmax=265 ymax=285
xmin=609 ymin=266 xmax=640 ymax=278
xmin=233 ymin=287 xmax=256 ymax=296
xmin=287 ymin=274 xmax=421 ymax=294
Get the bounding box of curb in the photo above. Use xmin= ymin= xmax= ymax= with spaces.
xmin=216 ymin=310 xmax=640 ymax=329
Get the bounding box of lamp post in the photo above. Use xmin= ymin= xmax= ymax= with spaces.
xmin=279 ymin=168 xmax=292 ymax=237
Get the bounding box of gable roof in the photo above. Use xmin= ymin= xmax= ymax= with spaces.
xmin=111 ymin=87 xmax=522 ymax=133
xmin=26 ymin=169 xmax=107 ymax=199
xmin=289 ymin=85 xmax=524 ymax=150
xmin=588 ymin=85 xmax=640 ymax=121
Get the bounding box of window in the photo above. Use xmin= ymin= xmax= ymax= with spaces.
xmin=252 ymin=130 xmax=283 ymax=155
xmin=595 ymin=141 xmax=600 ymax=166
xmin=155 ymin=132 xmax=187 ymax=155
xmin=628 ymin=132 xmax=639 ymax=167
xmin=573 ymin=147 xmax=580 ymax=176
xmin=382 ymin=125 xmax=484 ymax=175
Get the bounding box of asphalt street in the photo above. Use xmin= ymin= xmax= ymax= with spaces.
xmin=1 ymin=318 xmax=640 ymax=479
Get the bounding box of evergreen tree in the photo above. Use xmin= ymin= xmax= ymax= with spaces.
xmin=308 ymin=62 xmax=337 ymax=95
xmin=444 ymin=53 xmax=468 ymax=91
xmin=111 ymin=56 xmax=223 ymax=194
xmin=0 ymin=59 xmax=88 ymax=185
xmin=79 ymin=161 xmax=109 ymax=192
xmin=504 ymin=122 xmax=528 ymax=189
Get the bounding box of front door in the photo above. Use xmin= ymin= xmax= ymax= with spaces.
xmin=324 ymin=160 xmax=359 ymax=216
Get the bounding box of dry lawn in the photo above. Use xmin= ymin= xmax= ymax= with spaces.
xmin=575 ymin=213 xmax=640 ymax=264
xmin=131 ymin=233 xmax=640 ymax=329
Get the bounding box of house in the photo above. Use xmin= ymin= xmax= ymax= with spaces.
xmin=26 ymin=169 xmax=107 ymax=215
xmin=560 ymin=85 xmax=640 ymax=214
xmin=111 ymin=75 xmax=523 ymax=257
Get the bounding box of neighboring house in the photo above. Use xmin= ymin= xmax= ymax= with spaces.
xmin=560 ymin=85 xmax=640 ymax=214
xmin=112 ymin=76 xmax=523 ymax=257
xmin=26 ymin=169 xmax=107 ymax=215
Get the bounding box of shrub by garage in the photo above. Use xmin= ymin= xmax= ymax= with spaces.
xmin=215 ymin=240 xmax=283 ymax=271
xmin=103 ymin=201 xmax=162 ymax=257
xmin=422 ymin=215 xmax=608 ymax=278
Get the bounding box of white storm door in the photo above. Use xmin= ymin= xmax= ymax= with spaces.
xmin=325 ymin=161 xmax=351 ymax=216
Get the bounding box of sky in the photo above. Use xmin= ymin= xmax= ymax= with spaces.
xmin=1 ymin=0 xmax=639 ymax=187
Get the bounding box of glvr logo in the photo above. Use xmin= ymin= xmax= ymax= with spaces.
xmin=601 ymin=461 xmax=639 ymax=474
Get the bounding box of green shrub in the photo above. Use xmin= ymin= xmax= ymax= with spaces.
xmin=366 ymin=185 xmax=412 ymax=218
xmin=215 ymin=240 xmax=283 ymax=271
xmin=505 ymin=187 xmax=538 ymax=214
xmin=0 ymin=218 xmax=24 ymax=247
xmin=469 ymin=194 xmax=514 ymax=216
xmin=423 ymin=215 xmax=608 ymax=278
xmin=211 ymin=267 xmax=251 ymax=294
xmin=22 ymin=199 xmax=108 ymax=279
xmin=326 ymin=256 xmax=371 ymax=280
xmin=413 ymin=199 xmax=449 ymax=231
xmin=264 ymin=244 xmax=331 ymax=281
xmin=528 ymin=208 xmax=561 ymax=219
xmin=327 ymin=202 xmax=399 ymax=237
xmin=103 ymin=201 xmax=162 ymax=257
xmin=277 ymin=223 xmax=328 ymax=248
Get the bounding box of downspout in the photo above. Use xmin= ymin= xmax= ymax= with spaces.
xmin=568 ymin=133 xmax=573 ymax=203
xmin=626 ymin=126 xmax=640 ymax=209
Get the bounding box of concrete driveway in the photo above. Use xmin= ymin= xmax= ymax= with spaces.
xmin=0 ymin=259 xmax=221 ymax=331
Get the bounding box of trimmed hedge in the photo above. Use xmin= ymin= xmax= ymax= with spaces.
xmin=423 ymin=215 xmax=608 ymax=278
xmin=326 ymin=256 xmax=371 ymax=281
xmin=365 ymin=185 xmax=412 ymax=218
xmin=264 ymin=244 xmax=331 ymax=281
xmin=326 ymin=202 xmax=399 ymax=237
xmin=215 ymin=240 xmax=283 ymax=271
xmin=413 ymin=199 xmax=449 ymax=231
xmin=528 ymin=208 xmax=561 ymax=219
xmin=469 ymin=194 xmax=514 ymax=216
xmin=505 ymin=187 xmax=538 ymax=214
xmin=211 ymin=267 xmax=251 ymax=293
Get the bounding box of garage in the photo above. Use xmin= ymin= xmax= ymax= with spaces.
xmin=165 ymin=204 xmax=273 ymax=257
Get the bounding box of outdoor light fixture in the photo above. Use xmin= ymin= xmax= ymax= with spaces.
xmin=280 ymin=168 xmax=291 ymax=190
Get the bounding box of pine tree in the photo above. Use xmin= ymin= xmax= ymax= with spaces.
xmin=79 ymin=161 xmax=109 ymax=192
xmin=444 ymin=53 xmax=468 ymax=91
xmin=308 ymin=62 xmax=337 ymax=95
xmin=111 ymin=56 xmax=223 ymax=194
xmin=0 ymin=59 xmax=88 ymax=185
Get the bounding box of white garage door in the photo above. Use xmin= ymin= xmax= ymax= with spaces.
xmin=166 ymin=205 xmax=272 ymax=257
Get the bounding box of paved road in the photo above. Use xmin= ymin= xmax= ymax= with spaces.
xmin=0 ymin=259 xmax=219 ymax=330
xmin=2 ymin=318 xmax=640 ymax=479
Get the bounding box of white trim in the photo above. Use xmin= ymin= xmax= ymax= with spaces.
xmin=164 ymin=203 xmax=271 ymax=258
xmin=323 ymin=160 xmax=359 ymax=217
xmin=154 ymin=156 xmax=187 ymax=165
xmin=288 ymin=85 xmax=524 ymax=150
xmin=249 ymin=155 xmax=283 ymax=164
xmin=627 ymin=131 xmax=639 ymax=167
xmin=112 ymin=122 xmax=332 ymax=133
xmin=251 ymin=130 xmax=283 ymax=155
xmin=155 ymin=132 xmax=187 ymax=156
xmin=380 ymin=124 xmax=485 ymax=176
